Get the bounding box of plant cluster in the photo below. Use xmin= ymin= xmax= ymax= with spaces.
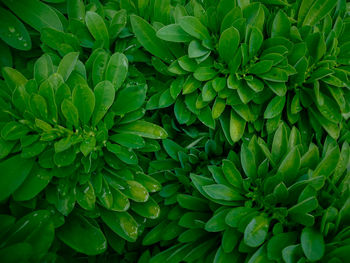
xmin=0 ymin=0 xmax=349 ymax=262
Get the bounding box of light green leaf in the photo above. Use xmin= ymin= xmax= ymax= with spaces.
xmin=219 ymin=27 xmax=240 ymax=65
xmin=57 ymin=52 xmax=79 ymax=81
xmin=91 ymin=80 xmax=115 ymax=126
xmin=113 ymin=84 xmax=147 ymax=115
xmin=244 ymin=216 xmax=269 ymax=247
xmin=72 ymin=80 xmax=95 ymax=125
xmin=156 ymin=24 xmax=193 ymax=42
xmin=179 ymin=16 xmax=211 ymax=40
xmin=130 ymin=15 xmax=173 ymax=63
xmin=85 ymin=11 xmax=109 ymax=49
xmin=301 ymin=227 xmax=325 ymax=261
xmin=105 ymin=52 xmax=128 ymax=90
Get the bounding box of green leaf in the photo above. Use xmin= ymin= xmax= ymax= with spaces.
xmin=177 ymin=194 xmax=208 ymax=211
xmin=301 ymin=0 xmax=337 ymax=27
xmin=34 ymin=54 xmax=54 ymax=84
xmin=0 ymin=7 xmax=31 ymax=50
xmin=91 ymin=80 xmax=115 ymax=126
xmin=312 ymin=145 xmax=340 ymax=178
xmin=282 ymin=244 xmax=303 ymax=263
xmin=271 ymin=10 xmax=290 ymax=38
xmin=178 ymin=16 xmax=211 ymax=40
xmin=249 ymin=27 xmax=263 ymax=58
xmin=241 ymin=143 xmax=257 ymax=179
xmin=163 ymin=139 xmax=185 ymax=161
xmin=212 ymin=97 xmax=226 ymax=119
xmin=0 ymin=138 xmax=15 ymax=160
xmin=13 ymin=166 xmax=52 ymax=201
xmin=72 ymin=80 xmax=95 ymax=125
xmin=202 ymin=184 xmax=245 ymax=201
xmin=80 ymin=137 xmax=96 ymax=157
xmin=105 ymin=52 xmax=128 ymax=90
xmin=109 ymin=9 xmax=127 ymax=40
xmin=289 ymin=196 xmax=318 ymax=214
xmin=205 ymin=209 xmax=230 ymax=232
xmin=2 ymin=66 xmax=27 ymax=90
xmin=260 ymin=67 xmax=288 ymax=82
xmin=264 ymin=96 xmax=286 ymax=119
xmin=101 ymin=210 xmax=138 ymax=242
xmin=57 ymin=214 xmax=107 ymax=255
xmin=21 ymin=141 xmax=47 ymax=159
xmin=278 ymin=146 xmax=301 ymax=184
xmin=267 ymin=232 xmax=298 ymax=260
xmin=188 ymin=40 xmax=210 ymax=58
xmin=76 ymin=182 xmax=96 ymax=210
xmin=271 ymin=123 xmax=288 ymax=163
xmin=222 ymin=159 xmax=243 ymax=189
xmin=67 ymin=0 xmax=85 ymax=21
xmin=109 ymin=134 xmax=145 ymax=149
xmin=230 ymin=109 xmax=246 ymax=142
xmin=0 ymin=154 xmax=34 ymax=201
xmin=244 ymin=216 xmax=269 ymax=247
xmin=131 ymin=197 xmax=160 ymax=219
xmin=57 ymin=52 xmax=79 ymax=81
xmin=193 ymin=67 xmax=217 ymax=81
xmin=61 ymin=99 xmax=79 ymax=128
xmin=222 ymin=228 xmax=240 ymax=253
xmin=116 ymin=120 xmax=168 ymax=139
xmin=3 ymin=0 xmax=63 ymax=32
xmin=53 ymin=147 xmax=76 ymax=167
xmin=248 ymin=60 xmax=273 ymax=75
xmin=1 ymin=121 xmax=29 ymax=141
xmin=156 ymin=24 xmax=193 ymax=42
xmin=39 ymin=76 xmax=60 ymax=123
xmin=219 ymin=27 xmax=240 ymax=65
xmin=301 ymin=227 xmax=325 ymax=261
xmin=130 ymin=15 xmax=173 ymax=63
xmin=85 ymin=11 xmax=109 ymax=49
xmin=106 ymin=142 xmax=138 ymax=165
xmin=198 ymin=106 xmax=215 ymax=129
xmin=113 ymin=84 xmax=147 ymax=115
xmin=174 ymin=99 xmax=191 ymax=124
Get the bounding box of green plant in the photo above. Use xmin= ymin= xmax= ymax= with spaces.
xmin=0 ymin=48 xmax=168 ymax=257
xmin=0 ymin=0 xmax=350 ymax=262
xmin=130 ymin=0 xmax=350 ymax=141
xmin=138 ymin=124 xmax=350 ymax=262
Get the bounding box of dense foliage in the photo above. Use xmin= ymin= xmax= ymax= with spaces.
xmin=0 ymin=0 xmax=349 ymax=262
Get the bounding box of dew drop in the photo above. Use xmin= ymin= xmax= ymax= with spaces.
xmin=23 ymin=43 xmax=28 ymax=47
xmin=8 ymin=26 xmax=15 ymax=33
xmin=18 ymin=36 xmax=23 ymax=41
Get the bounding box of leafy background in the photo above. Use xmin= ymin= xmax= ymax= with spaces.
xmin=0 ymin=0 xmax=350 ymax=262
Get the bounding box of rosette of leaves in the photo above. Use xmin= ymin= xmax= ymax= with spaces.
xmin=188 ymin=124 xmax=350 ymax=262
xmin=282 ymin=0 xmax=350 ymax=142
xmin=0 ymin=49 xmax=168 ymax=256
xmin=129 ymin=0 xmax=294 ymax=138
xmin=131 ymin=123 xmax=350 ymax=262
xmin=127 ymin=124 xmax=233 ymax=262
xmin=129 ymin=0 xmax=350 ymax=140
